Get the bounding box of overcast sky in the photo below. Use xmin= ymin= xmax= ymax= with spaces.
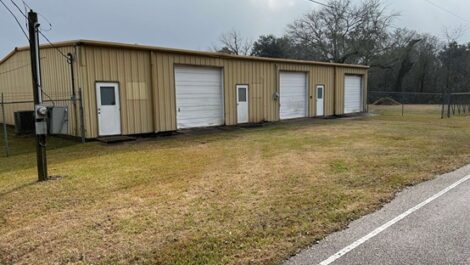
xmin=1 ymin=0 xmax=470 ymax=57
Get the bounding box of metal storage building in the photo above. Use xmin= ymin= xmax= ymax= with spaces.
xmin=0 ymin=40 xmax=369 ymax=139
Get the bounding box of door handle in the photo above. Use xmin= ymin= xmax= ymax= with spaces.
xmin=178 ymin=107 xmax=181 ymax=112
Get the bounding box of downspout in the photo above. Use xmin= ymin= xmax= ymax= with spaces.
xmin=274 ymin=64 xmax=280 ymax=121
xmin=149 ymin=50 xmax=157 ymax=133
xmin=74 ymin=44 xmax=87 ymax=142
xmin=67 ymin=52 xmax=76 ymax=102
xmin=364 ymin=70 xmax=368 ymax=113
xmin=333 ymin=66 xmax=337 ymax=116
xmin=75 ymin=44 xmax=87 ymax=140
xmin=67 ymin=50 xmax=78 ymax=136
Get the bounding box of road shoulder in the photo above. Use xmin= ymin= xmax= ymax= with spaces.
xmin=283 ymin=164 xmax=470 ymax=265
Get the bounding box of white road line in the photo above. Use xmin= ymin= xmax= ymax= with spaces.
xmin=319 ymin=174 xmax=470 ymax=265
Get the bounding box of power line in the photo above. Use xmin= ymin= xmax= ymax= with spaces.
xmin=21 ymin=0 xmax=30 ymax=11
xmin=0 ymin=56 xmax=46 ymax=76
xmin=17 ymin=0 xmax=52 ymax=31
xmin=0 ymin=0 xmax=29 ymax=40
xmin=3 ymin=2 xmax=65 ymax=109
xmin=21 ymin=0 xmax=29 ymax=29
xmin=305 ymin=0 xmax=332 ymax=8
xmin=38 ymin=30 xmax=70 ymax=61
xmin=9 ymin=0 xmax=26 ymax=18
xmin=13 ymin=0 xmax=68 ymax=61
xmin=422 ymin=0 xmax=470 ymax=25
xmin=20 ymin=0 xmax=27 ymax=32
xmin=37 ymin=12 xmax=52 ymax=31
xmin=8 ymin=0 xmax=64 ymax=61
xmin=0 ymin=62 xmax=31 ymax=76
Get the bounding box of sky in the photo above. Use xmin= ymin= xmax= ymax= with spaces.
xmin=1 ymin=0 xmax=470 ymax=57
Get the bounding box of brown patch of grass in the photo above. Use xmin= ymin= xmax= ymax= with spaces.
xmin=1 ymin=105 xmax=470 ymax=264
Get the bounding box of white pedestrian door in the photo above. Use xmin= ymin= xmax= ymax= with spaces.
xmin=316 ymin=85 xmax=324 ymax=116
xmin=237 ymin=85 xmax=249 ymax=124
xmin=96 ymin=82 xmax=121 ymax=136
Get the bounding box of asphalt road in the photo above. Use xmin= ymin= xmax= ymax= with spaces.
xmin=284 ymin=165 xmax=470 ymax=265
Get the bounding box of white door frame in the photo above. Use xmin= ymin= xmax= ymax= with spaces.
xmin=96 ymin=82 xmax=121 ymax=136
xmin=236 ymin=84 xmax=249 ymax=124
xmin=316 ymin=84 xmax=325 ymax=116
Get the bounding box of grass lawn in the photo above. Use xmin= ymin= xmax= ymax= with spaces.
xmin=1 ymin=105 xmax=470 ymax=265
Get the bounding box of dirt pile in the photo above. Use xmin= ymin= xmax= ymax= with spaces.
xmin=373 ymin=97 xmax=401 ymax=105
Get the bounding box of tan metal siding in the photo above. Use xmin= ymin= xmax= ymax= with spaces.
xmin=147 ymin=52 xmax=368 ymax=132
xmin=0 ymin=46 xmax=80 ymax=136
xmin=78 ymin=47 xmax=153 ymax=138
xmin=335 ymin=67 xmax=368 ymax=115
xmin=312 ymin=66 xmax=335 ymax=116
xmin=152 ymin=52 xmax=227 ymax=131
xmin=276 ymin=64 xmax=336 ymax=117
xmin=2 ymin=41 xmax=369 ymax=139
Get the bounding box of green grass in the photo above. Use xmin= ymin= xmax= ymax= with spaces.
xmin=1 ymin=105 xmax=470 ymax=265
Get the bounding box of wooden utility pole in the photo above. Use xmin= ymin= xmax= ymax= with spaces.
xmin=28 ymin=10 xmax=48 ymax=181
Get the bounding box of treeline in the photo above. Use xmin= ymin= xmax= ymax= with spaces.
xmin=214 ymin=0 xmax=470 ymax=103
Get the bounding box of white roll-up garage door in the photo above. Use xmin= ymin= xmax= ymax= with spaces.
xmin=175 ymin=66 xmax=224 ymax=129
xmin=280 ymin=72 xmax=307 ymax=120
xmin=344 ymin=75 xmax=363 ymax=114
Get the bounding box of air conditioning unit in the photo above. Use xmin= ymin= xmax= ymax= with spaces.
xmin=14 ymin=111 xmax=35 ymax=135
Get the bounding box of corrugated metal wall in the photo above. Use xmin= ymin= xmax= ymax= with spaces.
xmin=149 ymin=52 xmax=361 ymax=134
xmin=1 ymin=43 xmax=368 ymax=139
xmin=0 ymin=46 xmax=80 ymax=136
xmin=335 ymin=67 xmax=369 ymax=115
xmin=151 ymin=52 xmax=279 ymax=130
xmin=78 ymin=46 xmax=367 ymax=138
xmin=276 ymin=64 xmax=336 ymax=117
xmin=78 ymin=47 xmax=154 ymax=138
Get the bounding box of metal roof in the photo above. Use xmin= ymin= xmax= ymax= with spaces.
xmin=1 ymin=39 xmax=369 ymax=69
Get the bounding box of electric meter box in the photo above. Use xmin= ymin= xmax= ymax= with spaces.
xmin=48 ymin=106 xmax=68 ymax=135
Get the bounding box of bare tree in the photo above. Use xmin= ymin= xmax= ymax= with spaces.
xmin=442 ymin=26 xmax=464 ymax=44
xmin=412 ymin=35 xmax=440 ymax=93
xmin=215 ymin=29 xmax=253 ymax=56
xmin=439 ymin=27 xmax=469 ymax=94
xmin=287 ymin=0 xmax=396 ymax=64
xmin=393 ymin=38 xmax=422 ymax=92
xmin=368 ymin=28 xmax=444 ymax=95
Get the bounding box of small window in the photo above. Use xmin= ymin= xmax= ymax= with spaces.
xmin=100 ymin=86 xmax=116 ymax=105
xmin=238 ymin=87 xmax=247 ymax=102
xmin=317 ymin=86 xmax=323 ymax=99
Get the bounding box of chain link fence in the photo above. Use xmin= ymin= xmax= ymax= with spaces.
xmin=444 ymin=92 xmax=470 ymax=118
xmin=368 ymin=91 xmax=470 ymax=118
xmin=0 ymin=90 xmax=85 ymax=157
